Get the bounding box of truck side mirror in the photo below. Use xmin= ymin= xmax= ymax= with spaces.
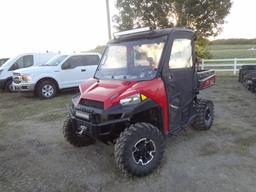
xmin=9 ymin=63 xmax=19 ymax=71
xmin=62 ymin=62 xmax=71 ymax=70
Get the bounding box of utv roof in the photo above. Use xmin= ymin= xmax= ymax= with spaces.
xmin=110 ymin=27 xmax=195 ymax=43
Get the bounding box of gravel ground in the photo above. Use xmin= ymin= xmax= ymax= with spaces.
xmin=0 ymin=76 xmax=256 ymax=192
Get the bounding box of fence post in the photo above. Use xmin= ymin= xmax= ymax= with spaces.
xmin=234 ymin=58 xmax=237 ymax=75
xmin=201 ymin=59 xmax=205 ymax=70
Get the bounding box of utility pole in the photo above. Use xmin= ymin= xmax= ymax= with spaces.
xmin=105 ymin=0 xmax=111 ymax=40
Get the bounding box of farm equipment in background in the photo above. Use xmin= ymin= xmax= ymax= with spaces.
xmin=239 ymin=65 xmax=256 ymax=93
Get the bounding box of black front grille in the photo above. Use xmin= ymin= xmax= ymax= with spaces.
xmin=79 ymin=99 xmax=104 ymax=109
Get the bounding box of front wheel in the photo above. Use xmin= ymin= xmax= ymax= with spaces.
xmin=114 ymin=123 xmax=165 ymax=177
xmin=36 ymin=80 xmax=57 ymax=99
xmin=192 ymin=99 xmax=214 ymax=130
xmin=5 ymin=79 xmax=13 ymax=92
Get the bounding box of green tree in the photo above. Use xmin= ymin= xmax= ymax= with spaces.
xmin=114 ymin=0 xmax=232 ymax=58
xmin=195 ymin=38 xmax=211 ymax=59
xmin=114 ymin=0 xmax=174 ymax=30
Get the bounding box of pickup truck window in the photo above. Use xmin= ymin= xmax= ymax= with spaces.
xmin=0 ymin=58 xmax=9 ymax=66
xmin=9 ymin=55 xmax=34 ymax=71
xmin=62 ymin=55 xmax=99 ymax=70
xmin=42 ymin=55 xmax=68 ymax=66
xmin=84 ymin=55 xmax=100 ymax=66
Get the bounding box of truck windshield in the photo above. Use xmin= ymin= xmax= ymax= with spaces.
xmin=2 ymin=57 xmax=17 ymax=68
xmin=41 ymin=55 xmax=68 ymax=66
xmin=0 ymin=59 xmax=8 ymax=66
xmin=95 ymin=37 xmax=166 ymax=80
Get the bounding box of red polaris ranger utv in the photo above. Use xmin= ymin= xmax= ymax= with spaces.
xmin=63 ymin=27 xmax=216 ymax=176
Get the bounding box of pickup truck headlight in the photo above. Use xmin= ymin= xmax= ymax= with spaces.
xmin=120 ymin=93 xmax=148 ymax=106
xmin=0 ymin=69 xmax=3 ymax=75
xmin=21 ymin=74 xmax=32 ymax=82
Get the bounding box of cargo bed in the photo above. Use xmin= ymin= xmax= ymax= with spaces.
xmin=197 ymin=69 xmax=216 ymax=90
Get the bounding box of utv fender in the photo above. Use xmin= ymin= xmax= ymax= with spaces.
xmin=124 ymin=99 xmax=164 ymax=133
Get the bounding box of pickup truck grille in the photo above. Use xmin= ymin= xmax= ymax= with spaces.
xmin=13 ymin=73 xmax=21 ymax=84
xmin=13 ymin=72 xmax=21 ymax=76
xmin=79 ymin=99 xmax=104 ymax=110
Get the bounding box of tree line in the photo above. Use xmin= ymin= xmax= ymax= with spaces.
xmin=210 ymin=39 xmax=256 ymax=45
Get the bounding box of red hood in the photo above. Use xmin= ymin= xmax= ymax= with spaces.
xmin=78 ymin=77 xmax=169 ymax=134
xmin=79 ymin=78 xmax=137 ymax=109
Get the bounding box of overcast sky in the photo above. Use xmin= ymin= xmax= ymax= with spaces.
xmin=0 ymin=0 xmax=255 ymax=58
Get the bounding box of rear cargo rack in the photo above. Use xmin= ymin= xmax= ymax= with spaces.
xmin=197 ymin=70 xmax=216 ymax=90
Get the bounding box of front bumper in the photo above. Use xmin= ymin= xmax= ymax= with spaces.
xmin=12 ymin=82 xmax=35 ymax=92
xmin=67 ymin=105 xmax=130 ymax=139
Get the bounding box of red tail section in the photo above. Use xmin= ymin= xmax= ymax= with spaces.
xmin=197 ymin=70 xmax=216 ymax=90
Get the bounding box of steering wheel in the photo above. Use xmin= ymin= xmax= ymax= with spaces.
xmin=139 ymin=68 xmax=156 ymax=79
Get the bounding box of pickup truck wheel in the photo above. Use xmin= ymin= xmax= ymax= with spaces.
xmin=192 ymin=99 xmax=214 ymax=130
xmin=114 ymin=123 xmax=165 ymax=177
xmin=37 ymin=80 xmax=57 ymax=99
xmin=63 ymin=117 xmax=95 ymax=147
xmin=5 ymin=79 xmax=13 ymax=92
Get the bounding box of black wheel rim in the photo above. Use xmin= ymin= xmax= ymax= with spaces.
xmin=204 ymin=107 xmax=212 ymax=126
xmin=75 ymin=125 xmax=87 ymax=137
xmin=132 ymin=138 xmax=156 ymax=166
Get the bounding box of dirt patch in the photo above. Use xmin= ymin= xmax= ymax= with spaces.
xmin=235 ymin=134 xmax=256 ymax=147
xmin=199 ymin=142 xmax=220 ymax=156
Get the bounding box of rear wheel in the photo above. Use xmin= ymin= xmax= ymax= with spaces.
xmin=36 ymin=80 xmax=57 ymax=99
xmin=114 ymin=123 xmax=165 ymax=176
xmin=192 ymin=99 xmax=214 ymax=130
xmin=63 ymin=117 xmax=95 ymax=147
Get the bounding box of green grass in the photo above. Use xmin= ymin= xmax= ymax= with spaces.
xmin=35 ymin=111 xmax=66 ymax=122
xmin=0 ymin=91 xmax=73 ymax=127
xmin=208 ymin=44 xmax=256 ymax=59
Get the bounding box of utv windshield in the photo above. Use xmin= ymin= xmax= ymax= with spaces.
xmin=95 ymin=37 xmax=166 ymax=80
xmin=41 ymin=55 xmax=68 ymax=66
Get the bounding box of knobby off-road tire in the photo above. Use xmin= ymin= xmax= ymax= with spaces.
xmin=36 ymin=80 xmax=57 ymax=99
xmin=114 ymin=123 xmax=165 ymax=177
xmin=63 ymin=117 xmax=95 ymax=147
xmin=192 ymin=99 xmax=214 ymax=130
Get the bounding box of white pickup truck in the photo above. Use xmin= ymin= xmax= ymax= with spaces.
xmin=0 ymin=53 xmax=57 ymax=91
xmin=12 ymin=53 xmax=101 ymax=99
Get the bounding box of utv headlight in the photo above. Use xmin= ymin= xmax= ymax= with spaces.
xmin=72 ymin=93 xmax=81 ymax=105
xmin=21 ymin=74 xmax=32 ymax=82
xmin=120 ymin=93 xmax=148 ymax=106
